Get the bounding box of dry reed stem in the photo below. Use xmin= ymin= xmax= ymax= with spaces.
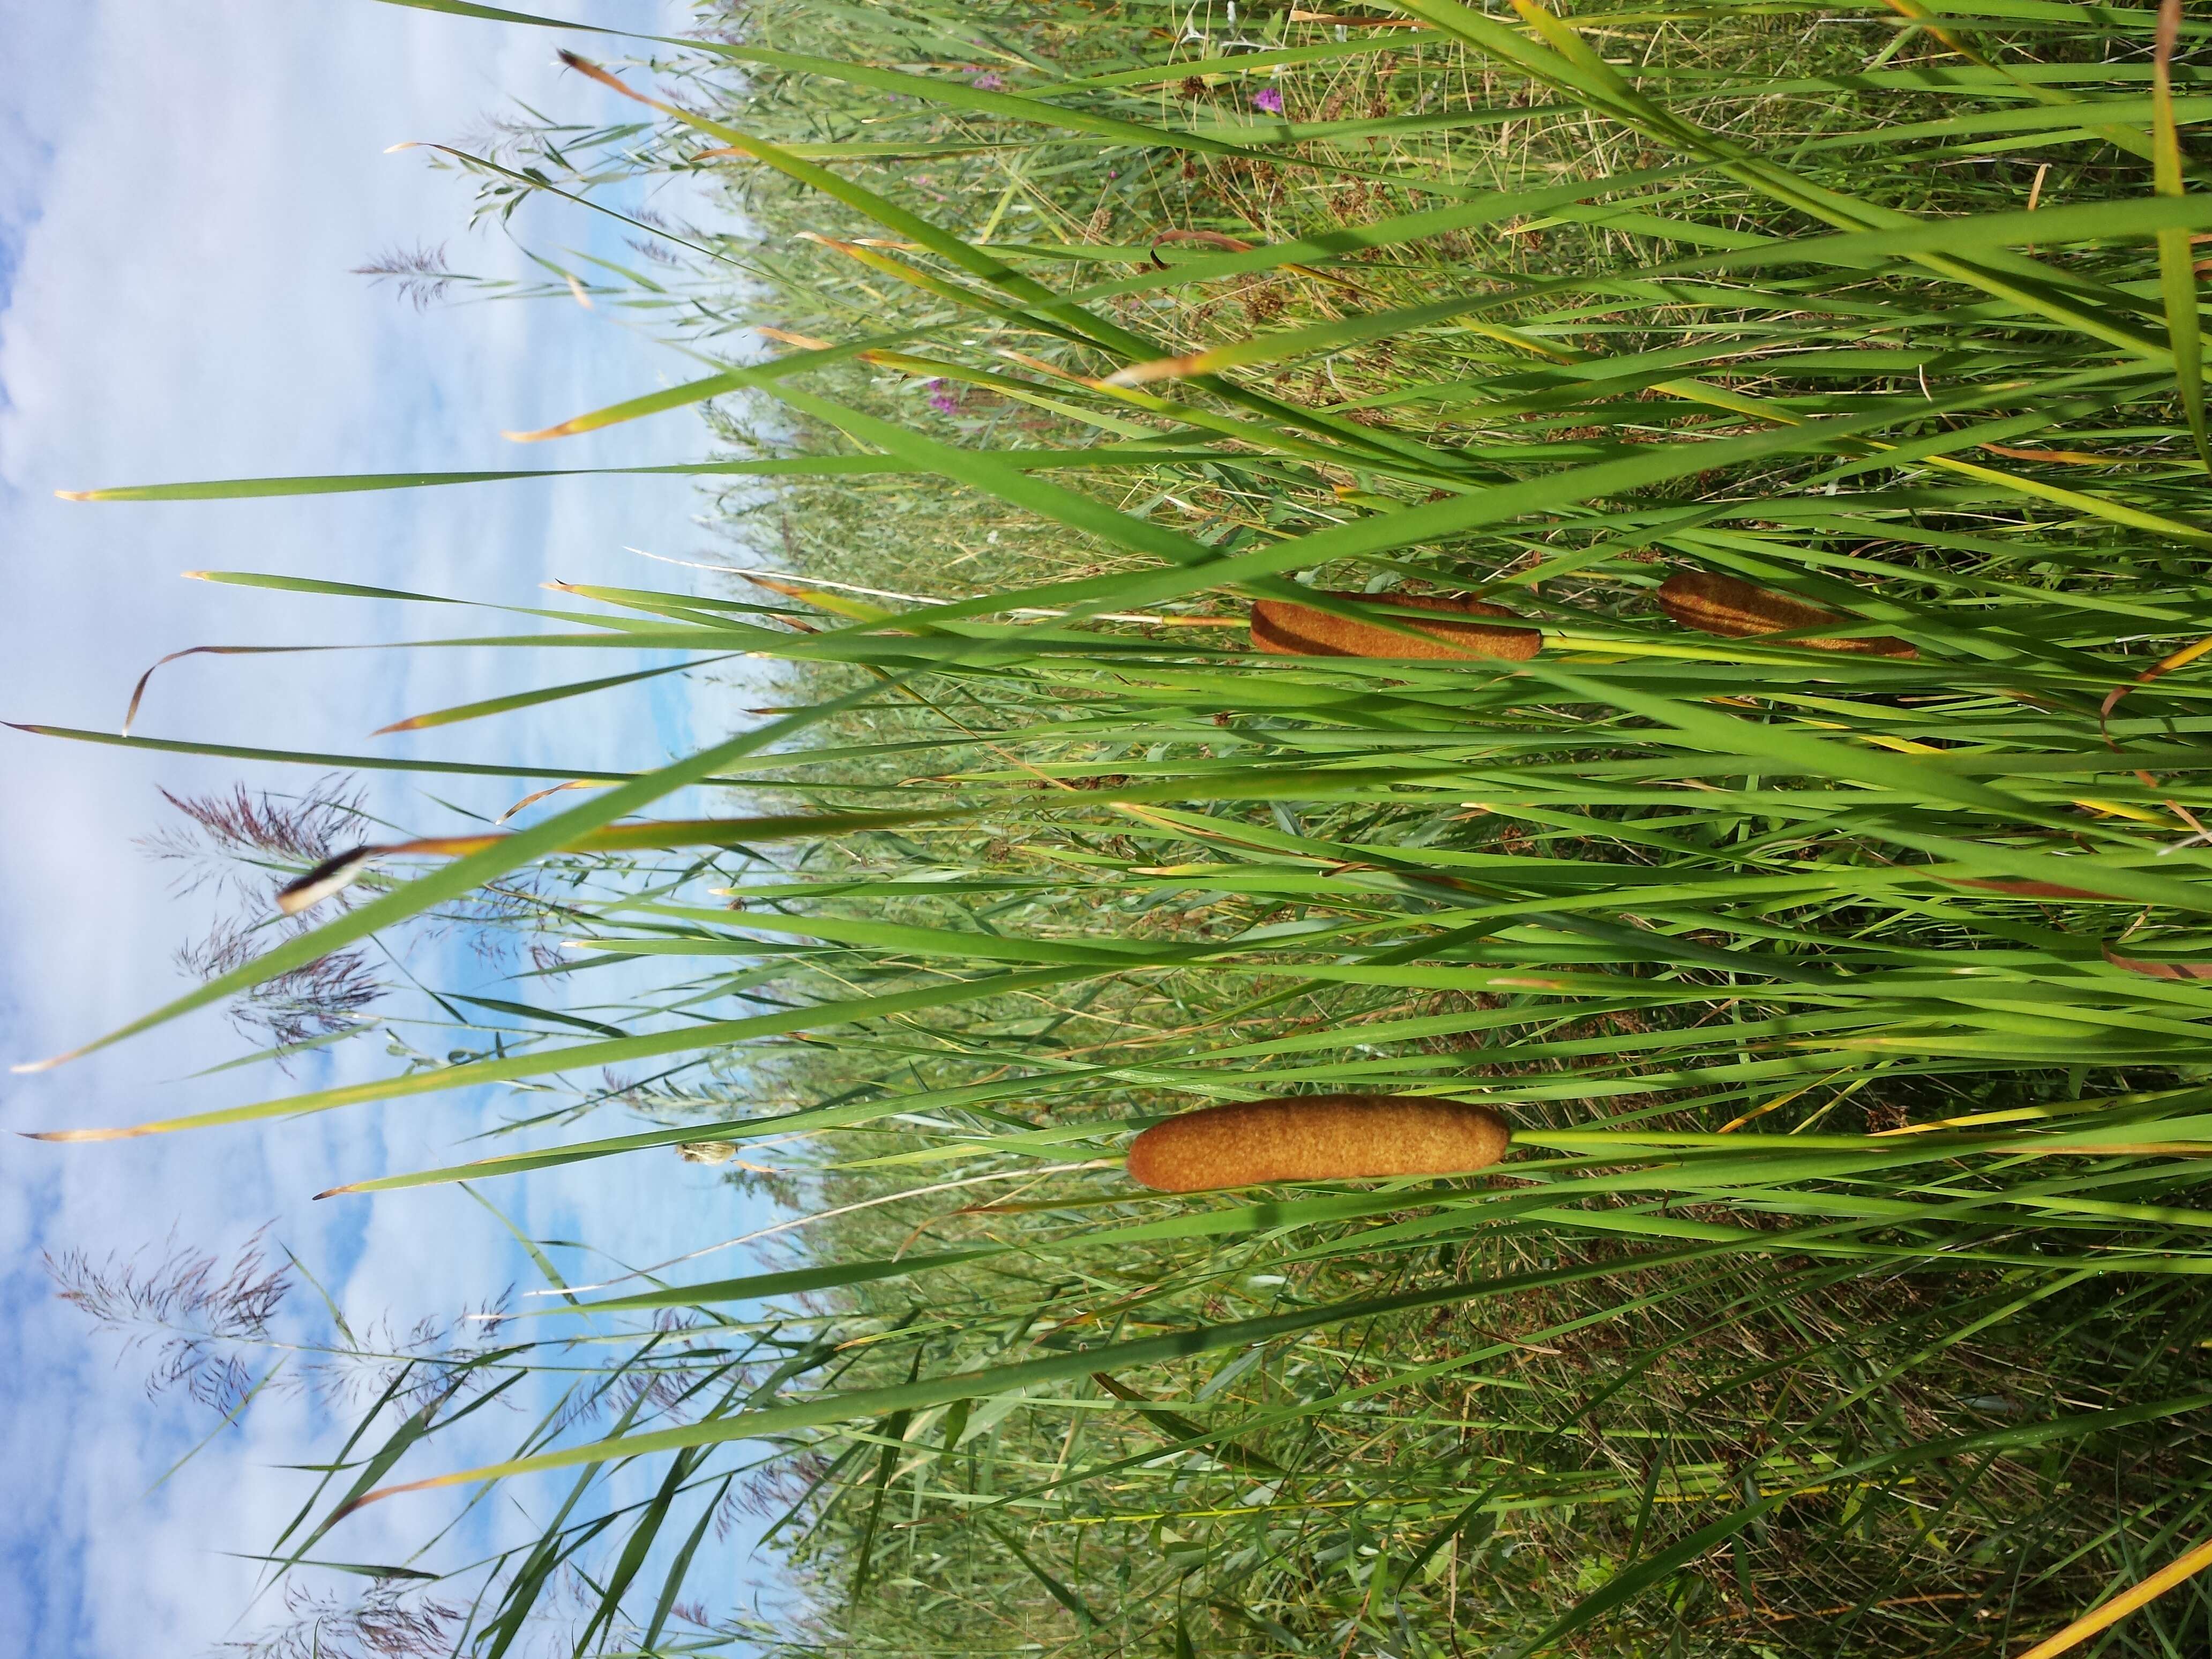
xmin=1250 ymin=592 xmax=1541 ymax=661
xmin=1656 ymin=570 xmax=1917 ymax=659
xmin=1126 ymin=1094 xmax=1513 ymax=1191
xmin=2016 ymin=1527 xmax=2212 ymax=1658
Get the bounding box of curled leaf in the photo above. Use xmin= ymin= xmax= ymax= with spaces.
xmin=121 ymin=645 xmax=334 ymax=736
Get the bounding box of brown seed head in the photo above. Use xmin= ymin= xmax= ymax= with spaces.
xmin=1655 ymin=570 xmax=1916 ymax=659
xmin=1126 ymin=1094 xmax=1513 ymax=1191
xmin=1250 ymin=592 xmax=1540 ymax=662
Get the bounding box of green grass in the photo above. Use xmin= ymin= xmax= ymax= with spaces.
xmin=34 ymin=0 xmax=2212 ymax=1651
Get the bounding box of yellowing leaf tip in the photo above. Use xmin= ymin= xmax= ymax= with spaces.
xmin=1103 ymin=357 xmax=1196 ymax=387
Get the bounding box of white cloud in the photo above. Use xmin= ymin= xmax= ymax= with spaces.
xmin=0 ymin=3 xmax=786 ymax=1653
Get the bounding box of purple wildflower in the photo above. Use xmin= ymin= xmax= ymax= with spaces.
xmin=925 ymin=378 xmax=959 ymax=416
xmin=1252 ymin=86 xmax=1285 ymax=116
xmin=972 ymin=71 xmax=1007 ymax=91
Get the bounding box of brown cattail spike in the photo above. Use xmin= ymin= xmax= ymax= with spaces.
xmin=1655 ymin=570 xmax=1916 ymax=659
xmin=1251 ymin=592 xmax=1540 ymax=662
xmin=1126 ymin=1094 xmax=1513 ymax=1191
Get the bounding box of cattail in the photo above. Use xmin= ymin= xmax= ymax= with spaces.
xmin=1655 ymin=569 xmax=1916 ymax=659
xmin=1126 ymin=1094 xmax=1512 ymax=1191
xmin=1251 ymin=591 xmax=1540 ymax=662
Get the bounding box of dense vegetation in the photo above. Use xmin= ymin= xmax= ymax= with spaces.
xmin=39 ymin=0 xmax=2212 ymax=1652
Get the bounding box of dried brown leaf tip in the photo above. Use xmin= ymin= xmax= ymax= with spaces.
xmin=1947 ymin=877 xmax=2110 ymax=901
xmin=1126 ymin=1094 xmax=1513 ymax=1191
xmin=1656 ymin=569 xmax=1917 ymax=659
xmin=1250 ymin=591 xmax=1540 ymax=662
xmin=2102 ymin=940 xmax=2212 ymax=981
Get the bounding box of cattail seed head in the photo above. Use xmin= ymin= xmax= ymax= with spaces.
xmin=1655 ymin=570 xmax=1916 ymax=659
xmin=1126 ymin=1094 xmax=1513 ymax=1191
xmin=1251 ymin=592 xmax=1540 ymax=662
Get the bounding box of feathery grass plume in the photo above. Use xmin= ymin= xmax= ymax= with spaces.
xmin=176 ymin=917 xmax=383 ymax=1049
xmin=1126 ymin=1095 xmax=1513 ymax=1190
xmin=47 ymin=1228 xmax=289 ymax=1414
xmin=351 ymin=243 xmax=463 ymax=311
xmin=1250 ymin=591 xmax=1541 ymax=661
xmin=220 ymin=1579 xmax=468 ymax=1659
xmin=1654 ymin=569 xmax=1918 ymax=659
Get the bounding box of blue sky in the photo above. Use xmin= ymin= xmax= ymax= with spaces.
xmin=0 ymin=3 xmax=783 ymax=1652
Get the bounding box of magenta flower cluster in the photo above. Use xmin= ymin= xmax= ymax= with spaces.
xmin=1252 ymin=86 xmax=1284 ymax=116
